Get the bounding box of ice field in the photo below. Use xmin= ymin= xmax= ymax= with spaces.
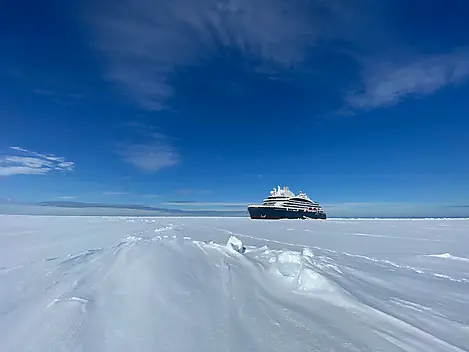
xmin=0 ymin=215 xmax=468 ymax=351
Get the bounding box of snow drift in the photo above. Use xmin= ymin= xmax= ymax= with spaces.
xmin=0 ymin=215 xmax=468 ymax=351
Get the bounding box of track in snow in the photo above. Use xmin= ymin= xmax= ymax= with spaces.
xmin=0 ymin=216 xmax=468 ymax=351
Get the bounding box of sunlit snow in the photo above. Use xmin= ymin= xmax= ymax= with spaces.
xmin=1 ymin=215 xmax=468 ymax=351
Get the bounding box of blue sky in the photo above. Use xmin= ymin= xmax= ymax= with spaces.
xmin=1 ymin=0 xmax=469 ymax=217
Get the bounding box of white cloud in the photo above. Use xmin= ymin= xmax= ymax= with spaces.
xmin=103 ymin=192 xmax=128 ymax=196
xmin=10 ymin=146 xmax=29 ymax=153
xmin=32 ymin=88 xmax=84 ymax=106
xmin=163 ymin=201 xmax=247 ymax=207
xmin=58 ymin=196 xmax=77 ymax=199
xmin=0 ymin=147 xmax=75 ymax=176
xmin=347 ymin=49 xmax=469 ymax=110
xmin=0 ymin=166 xmax=48 ymax=176
xmin=115 ymin=133 xmax=179 ymax=172
xmin=176 ymin=188 xmax=211 ymax=196
xmin=162 ymin=200 xmax=248 ymax=212
xmin=142 ymin=194 xmax=159 ymax=198
xmin=85 ymin=1 xmax=469 ymax=113
xmin=322 ymin=201 xmax=467 ymax=218
xmin=84 ymin=0 xmax=364 ymax=110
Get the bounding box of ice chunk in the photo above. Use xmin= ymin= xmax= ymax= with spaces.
xmin=297 ymin=268 xmax=334 ymax=292
xmin=302 ymin=247 xmax=314 ymax=258
xmin=268 ymin=250 xmax=336 ymax=294
xmin=277 ymin=252 xmax=302 ymax=275
xmin=227 ymin=235 xmax=246 ymax=254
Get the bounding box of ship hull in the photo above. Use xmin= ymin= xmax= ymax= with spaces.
xmin=248 ymin=206 xmax=326 ymax=220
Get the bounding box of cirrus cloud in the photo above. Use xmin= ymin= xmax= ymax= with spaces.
xmin=115 ymin=132 xmax=179 ymax=172
xmin=0 ymin=147 xmax=75 ymax=176
xmin=83 ymin=0 xmax=469 ymax=114
xmin=346 ymin=49 xmax=469 ymax=110
xmin=84 ymin=0 xmax=371 ymax=111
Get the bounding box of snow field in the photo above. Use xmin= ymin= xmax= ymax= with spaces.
xmin=0 ymin=215 xmax=468 ymax=351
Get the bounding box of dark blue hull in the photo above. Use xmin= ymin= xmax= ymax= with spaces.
xmin=248 ymin=206 xmax=326 ymax=220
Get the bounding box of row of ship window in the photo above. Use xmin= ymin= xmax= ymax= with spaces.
xmin=263 ymin=201 xmax=320 ymax=209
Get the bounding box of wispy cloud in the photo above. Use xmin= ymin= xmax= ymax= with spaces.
xmin=323 ymin=201 xmax=469 ymax=218
xmin=84 ymin=0 xmax=368 ymax=110
xmin=164 ymin=201 xmax=246 ymax=207
xmin=176 ymin=188 xmax=211 ymax=196
xmin=0 ymin=147 xmax=75 ymax=176
xmin=346 ymin=49 xmax=469 ymax=110
xmin=163 ymin=200 xmax=248 ymax=211
xmin=102 ymin=192 xmax=128 ymax=196
xmin=58 ymin=196 xmax=76 ymax=199
xmin=115 ymin=132 xmax=179 ymax=172
xmin=142 ymin=194 xmax=159 ymax=198
xmin=33 ymin=88 xmax=83 ymax=105
xmin=85 ymin=1 xmax=469 ymax=113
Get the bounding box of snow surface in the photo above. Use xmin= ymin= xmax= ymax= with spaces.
xmin=1 ymin=215 xmax=468 ymax=351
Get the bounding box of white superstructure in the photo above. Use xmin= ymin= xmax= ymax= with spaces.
xmin=251 ymin=186 xmax=325 ymax=214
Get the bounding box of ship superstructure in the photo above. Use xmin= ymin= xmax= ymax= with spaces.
xmin=248 ymin=186 xmax=326 ymax=220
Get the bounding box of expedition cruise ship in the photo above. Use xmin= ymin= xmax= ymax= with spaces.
xmin=248 ymin=186 xmax=326 ymax=220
